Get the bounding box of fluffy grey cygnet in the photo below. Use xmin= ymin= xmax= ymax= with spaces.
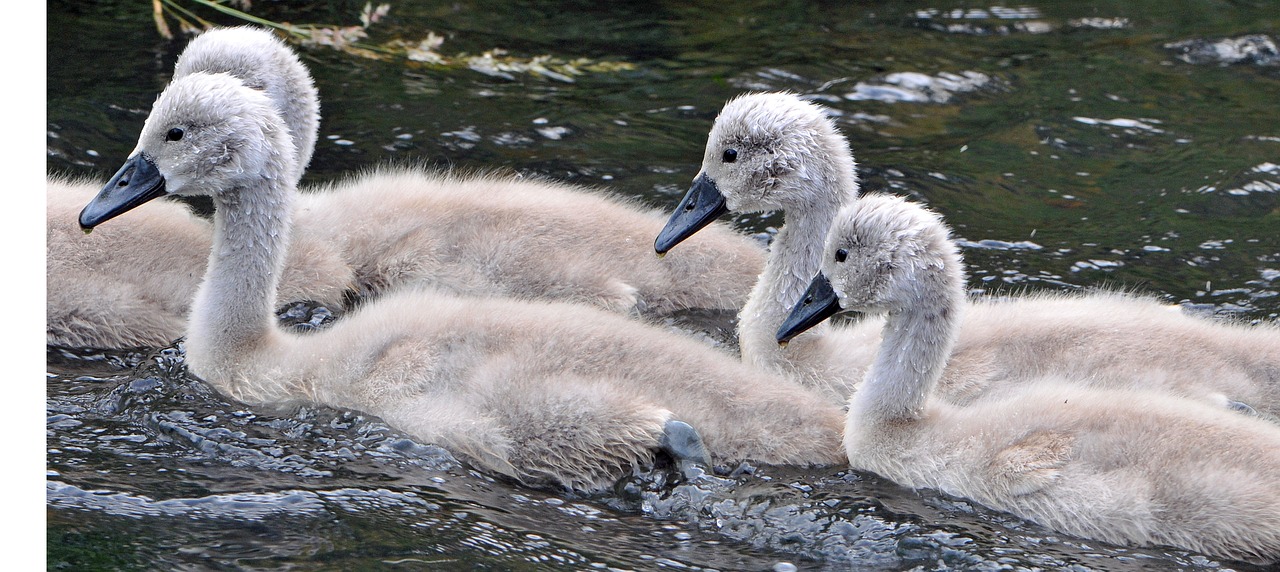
xmin=48 ymin=27 xmax=765 ymax=349
xmin=656 ymin=91 xmax=1280 ymax=419
xmin=777 ymin=193 xmax=1280 ymax=565
xmin=76 ymin=71 xmax=845 ymax=492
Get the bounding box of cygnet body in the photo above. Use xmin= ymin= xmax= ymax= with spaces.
xmin=777 ymin=193 xmax=1280 ymax=565
xmin=293 ymin=167 xmax=762 ymax=315
xmin=46 ymin=176 xmax=352 ymax=348
xmin=77 ymin=71 xmax=844 ymax=491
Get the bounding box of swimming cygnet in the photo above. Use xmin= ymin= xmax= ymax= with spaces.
xmin=49 ymin=26 xmax=765 ymax=350
xmin=655 ymin=91 xmax=1280 ymax=419
xmin=774 ymin=193 xmax=1280 ymax=565
xmin=77 ymin=71 xmax=845 ymax=492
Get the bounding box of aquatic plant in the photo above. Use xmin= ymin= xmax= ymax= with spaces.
xmin=400 ymin=39 xmax=636 ymax=83
xmin=151 ymin=0 xmax=635 ymax=81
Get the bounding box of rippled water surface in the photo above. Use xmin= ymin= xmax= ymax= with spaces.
xmin=47 ymin=1 xmax=1279 ymax=569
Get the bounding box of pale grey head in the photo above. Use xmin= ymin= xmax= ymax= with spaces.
xmin=80 ymin=72 xmax=297 ymax=228
xmin=701 ymin=92 xmax=855 ymax=213
xmin=656 ymin=91 xmax=858 ymax=253
xmin=777 ymin=194 xmax=964 ymax=343
xmin=821 ymin=194 xmax=961 ymax=313
xmin=173 ymin=26 xmax=319 ymax=183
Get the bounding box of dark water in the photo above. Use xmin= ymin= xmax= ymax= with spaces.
xmin=47 ymin=1 xmax=1279 ymax=569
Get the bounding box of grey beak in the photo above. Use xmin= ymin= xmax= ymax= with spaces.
xmin=654 ymin=173 xmax=729 ymax=254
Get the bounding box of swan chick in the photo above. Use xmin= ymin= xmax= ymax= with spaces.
xmin=77 ymin=71 xmax=845 ymax=491
xmin=47 ymin=26 xmax=349 ymax=349
xmin=50 ymin=27 xmax=765 ymax=350
xmin=656 ymin=91 xmax=864 ymax=400
xmin=778 ymin=193 xmax=1280 ymax=564
xmin=657 ymin=91 xmax=1280 ymax=417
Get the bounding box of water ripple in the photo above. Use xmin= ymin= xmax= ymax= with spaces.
xmin=1164 ymin=35 xmax=1280 ymax=66
xmin=47 ymin=481 xmax=327 ymax=520
xmin=844 ymin=71 xmax=995 ymax=104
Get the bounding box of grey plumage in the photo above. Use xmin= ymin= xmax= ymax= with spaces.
xmin=674 ymin=91 xmax=1280 ymax=416
xmin=80 ymin=71 xmax=845 ymax=492
xmin=822 ymin=194 xmax=1280 ymax=565
xmin=48 ymin=27 xmax=764 ymax=349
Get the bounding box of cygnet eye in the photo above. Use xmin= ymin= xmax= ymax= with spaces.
xmin=722 ymin=148 xmax=738 ymax=163
xmin=166 ymin=127 xmax=185 ymax=142
xmin=835 ymin=248 xmax=848 ymax=263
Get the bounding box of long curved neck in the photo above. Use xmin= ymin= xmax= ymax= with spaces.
xmin=850 ymin=261 xmax=963 ymax=422
xmin=186 ymin=177 xmax=293 ymax=375
xmin=738 ymin=171 xmax=857 ymax=372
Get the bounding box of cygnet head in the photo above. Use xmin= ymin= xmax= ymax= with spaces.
xmin=173 ymin=26 xmax=319 ymax=180
xmin=656 ymin=92 xmax=858 ymax=253
xmin=777 ymin=194 xmax=963 ymax=343
xmin=80 ymin=72 xmax=297 ymax=228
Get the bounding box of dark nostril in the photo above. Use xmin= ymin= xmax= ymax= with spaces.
xmin=116 ymin=165 xmax=133 ymax=187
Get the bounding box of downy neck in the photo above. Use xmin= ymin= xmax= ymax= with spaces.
xmin=849 ymin=258 xmax=963 ymax=423
xmin=738 ymin=172 xmax=856 ymax=373
xmin=186 ymin=176 xmax=294 ymax=379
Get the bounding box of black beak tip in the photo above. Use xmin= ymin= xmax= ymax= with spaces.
xmin=654 ymin=234 xmax=677 ymax=255
xmin=653 ymin=174 xmax=728 ymax=255
xmin=78 ymin=154 xmax=167 ymax=229
xmin=776 ymin=273 xmax=841 ymax=343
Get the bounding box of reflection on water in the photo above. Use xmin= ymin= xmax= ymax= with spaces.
xmin=48 ymin=0 xmax=1278 ymax=569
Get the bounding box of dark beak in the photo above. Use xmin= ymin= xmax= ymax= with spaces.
xmin=777 ymin=272 xmax=842 ymax=344
xmin=79 ymin=154 xmax=167 ymax=230
xmin=654 ymin=173 xmax=729 ymax=255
